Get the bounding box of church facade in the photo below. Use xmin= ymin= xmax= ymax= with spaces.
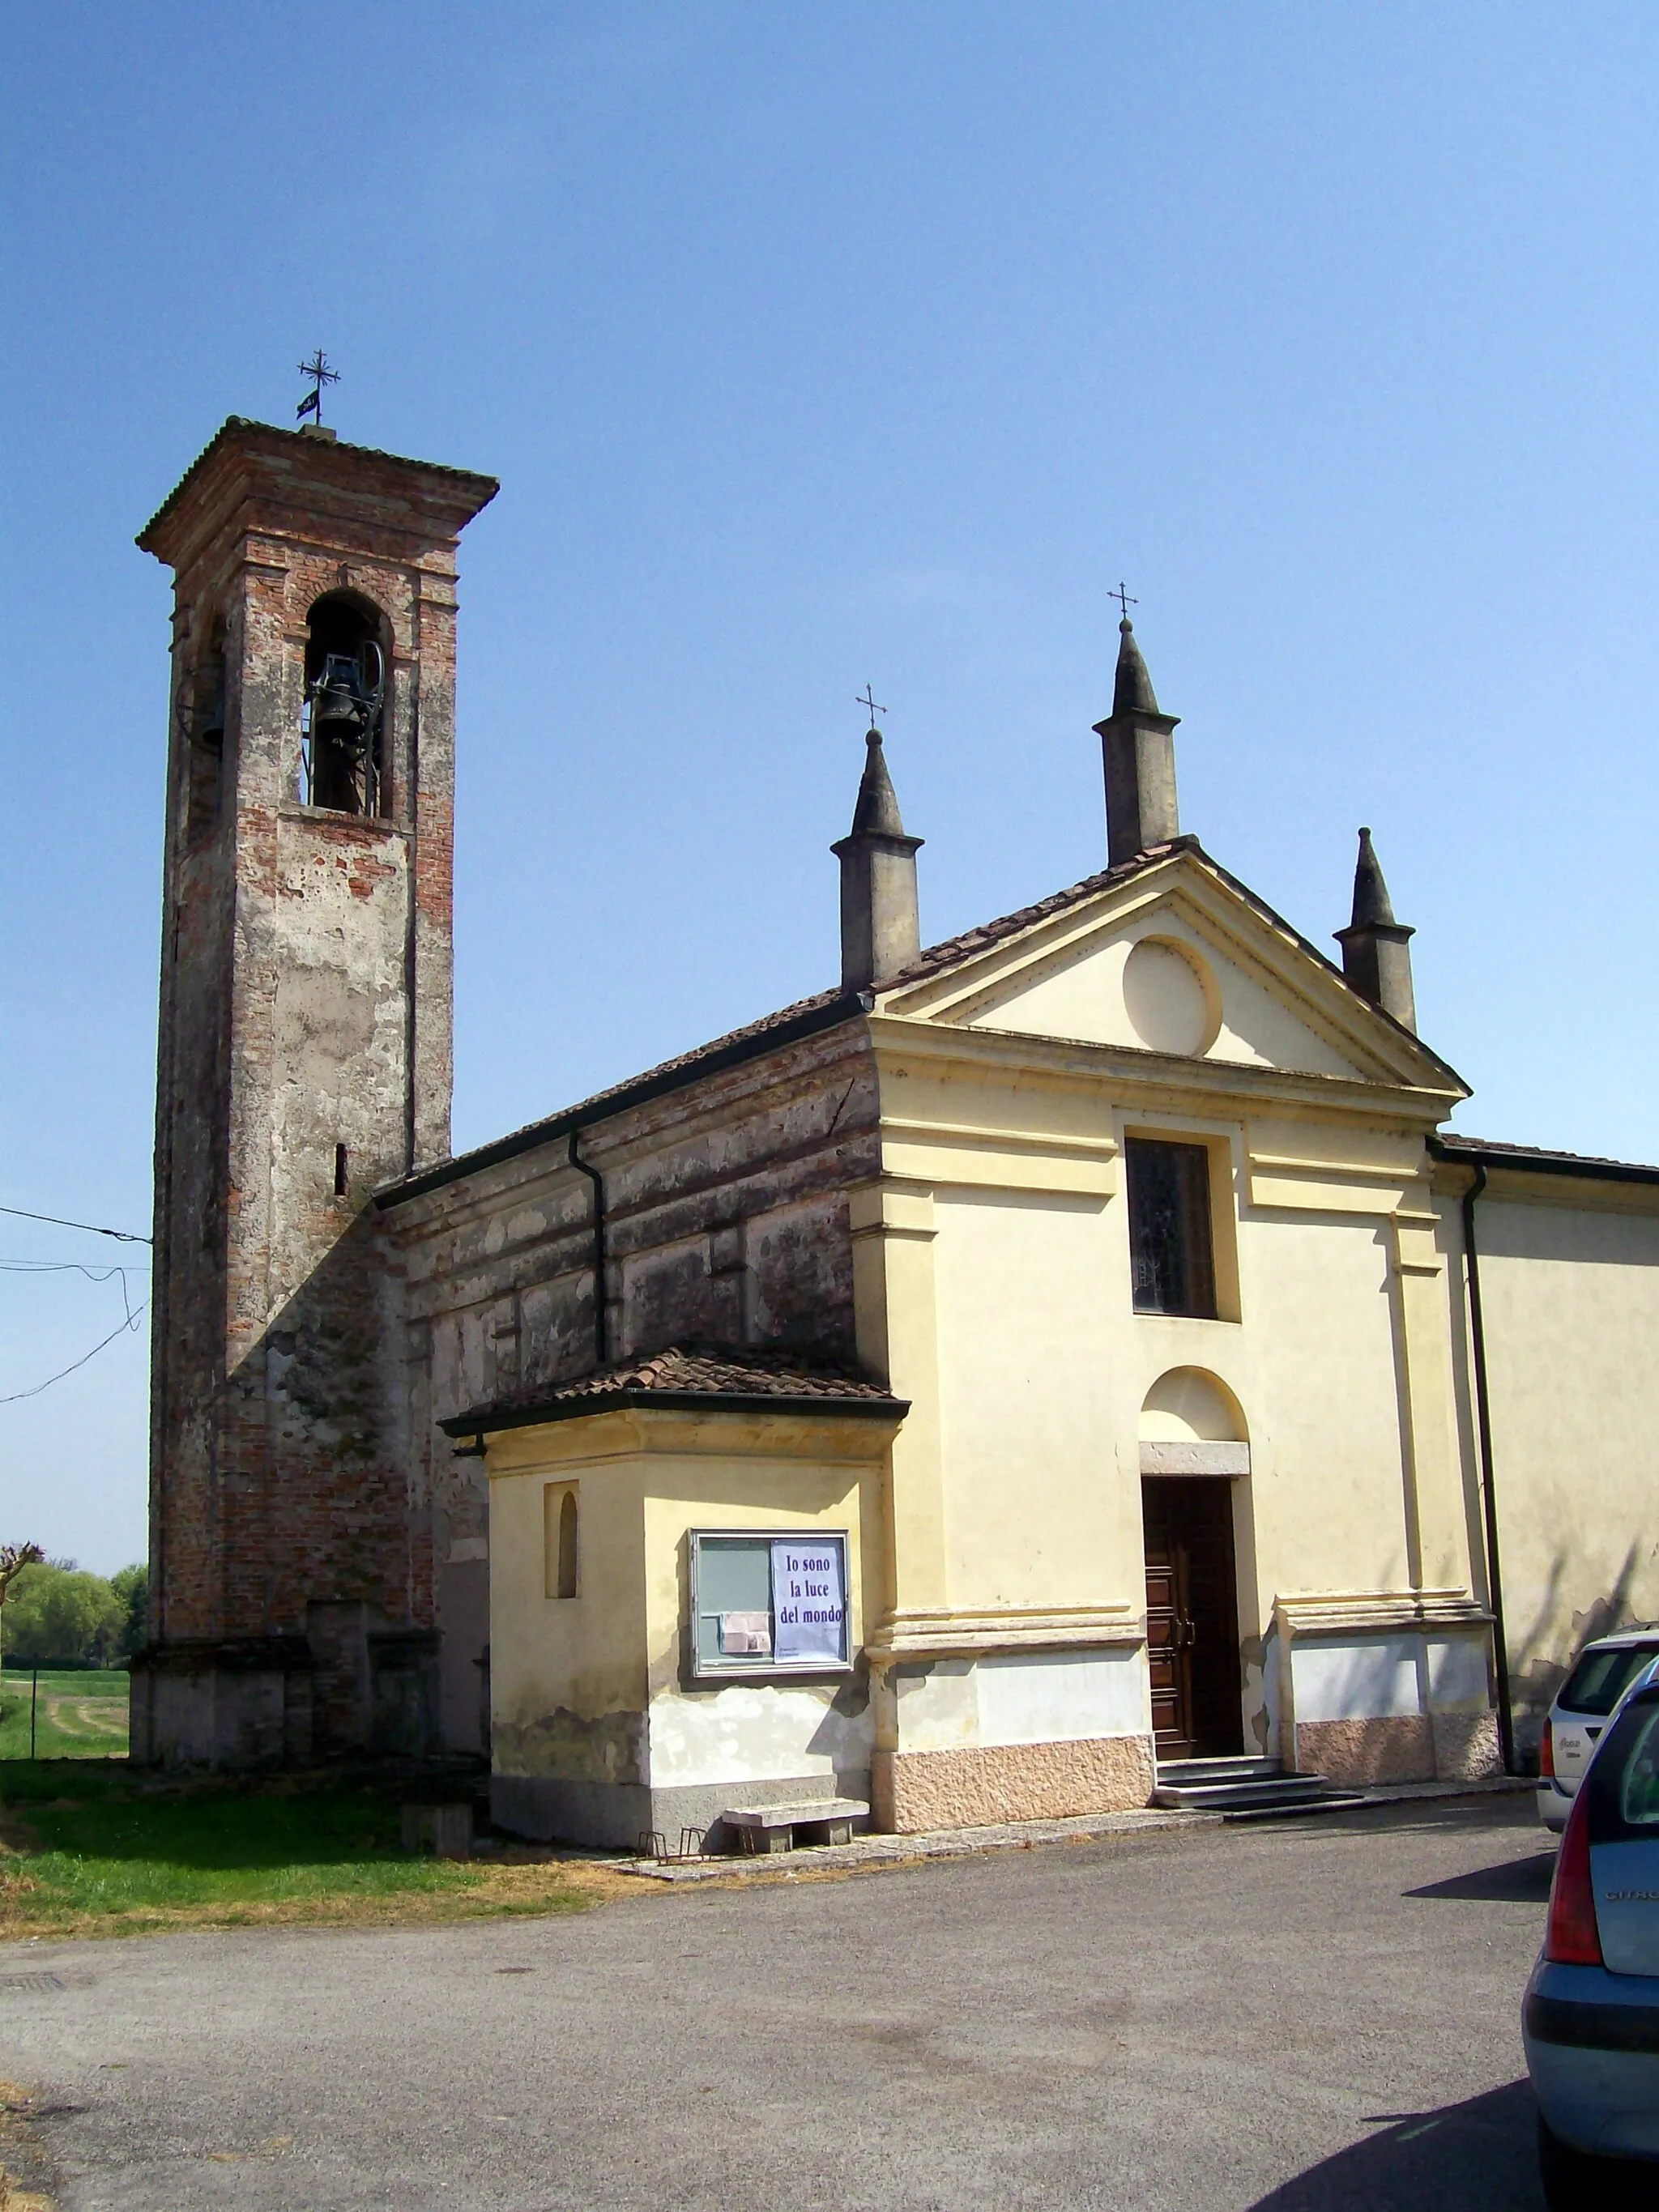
xmin=134 ymin=419 xmax=1659 ymax=1849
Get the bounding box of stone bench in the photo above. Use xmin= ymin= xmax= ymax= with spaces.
xmin=722 ymin=1798 xmax=870 ymax=1853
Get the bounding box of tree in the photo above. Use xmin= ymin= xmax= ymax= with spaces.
xmin=0 ymin=1543 xmax=45 ymax=1698
xmin=109 ymin=1563 xmax=148 ymax=1658
xmin=3 ymin=1565 xmax=124 ymax=1669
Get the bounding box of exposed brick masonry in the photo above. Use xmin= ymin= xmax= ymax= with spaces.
xmin=135 ymin=422 xmax=495 ymax=1766
xmin=137 ymin=420 xmax=887 ymax=1767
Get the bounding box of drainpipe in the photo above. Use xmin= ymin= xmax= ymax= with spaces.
xmin=568 ymin=1128 xmax=608 ymax=1366
xmin=1461 ymin=1162 xmax=1516 ymax=1773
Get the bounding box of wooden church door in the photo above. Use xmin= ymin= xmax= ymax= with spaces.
xmin=1142 ymin=1477 xmax=1244 ymax=1762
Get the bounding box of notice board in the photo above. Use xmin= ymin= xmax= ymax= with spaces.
xmin=690 ymin=1530 xmax=851 ymax=1678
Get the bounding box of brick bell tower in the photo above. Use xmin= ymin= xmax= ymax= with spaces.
xmin=133 ymin=418 xmax=497 ymax=1767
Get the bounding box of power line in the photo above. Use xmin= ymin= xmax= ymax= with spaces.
xmin=0 ymin=1302 xmax=150 ymax=1405
xmin=0 ymin=1206 xmax=151 ymax=1246
xmin=0 ymin=1262 xmax=151 ymax=1276
xmin=0 ymin=1264 xmax=144 ymax=1329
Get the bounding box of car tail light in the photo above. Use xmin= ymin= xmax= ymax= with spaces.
xmin=1540 ymin=1717 xmax=1555 ymax=1779
xmin=1545 ymin=1783 xmax=1602 ymax=1966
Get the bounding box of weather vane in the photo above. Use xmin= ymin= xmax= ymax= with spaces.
xmin=1110 ymin=582 xmax=1138 ymax=621
xmin=856 ymin=684 xmax=886 ymax=730
xmin=296 ymin=350 xmax=340 ymax=427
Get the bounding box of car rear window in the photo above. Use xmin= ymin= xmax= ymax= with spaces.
xmin=1617 ymin=1709 xmax=1659 ymax=1827
xmin=1559 ymin=1643 xmax=1659 ymax=1717
xmin=1588 ymin=1691 xmax=1659 ymax=1842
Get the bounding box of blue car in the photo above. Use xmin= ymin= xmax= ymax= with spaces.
xmin=1525 ymin=1670 xmax=1659 ymax=2206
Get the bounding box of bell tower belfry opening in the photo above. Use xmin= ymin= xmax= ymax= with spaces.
xmin=302 ymin=590 xmax=389 ymax=815
xmin=134 ymin=418 xmax=497 ymax=1769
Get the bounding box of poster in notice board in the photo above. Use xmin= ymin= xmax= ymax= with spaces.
xmin=770 ymin=1539 xmax=847 ymax=1666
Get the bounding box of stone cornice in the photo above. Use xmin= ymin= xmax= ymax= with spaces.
xmin=866 ymin=1012 xmax=1464 ymax=1128
xmin=477 ymin=1402 xmax=902 ymax=1472
xmin=1273 ymin=1589 xmax=1492 ymax=1639
xmin=139 ymin=419 xmax=497 ymax=580
xmin=864 ymin=1605 xmax=1144 ymax=1664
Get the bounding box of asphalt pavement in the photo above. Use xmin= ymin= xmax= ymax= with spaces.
xmin=0 ymin=1794 xmax=1559 ymax=2211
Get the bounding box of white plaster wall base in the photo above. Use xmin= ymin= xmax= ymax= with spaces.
xmin=878 ymin=1646 xmax=1148 ymax=1756
xmin=1277 ymin=1606 xmax=1498 ymax=1786
xmin=975 ymin=1648 xmax=1148 ymax=1747
xmin=645 ymin=1681 xmax=872 ymax=1791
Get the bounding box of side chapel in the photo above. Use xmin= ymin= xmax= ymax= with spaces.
xmin=132 ymin=418 xmax=1659 ymax=1846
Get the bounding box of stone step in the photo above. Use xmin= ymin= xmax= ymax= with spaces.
xmin=1155 ymin=1756 xmax=1283 ymax=1787
xmin=1217 ymin=1790 xmax=1371 ymax=1822
xmin=1153 ymin=1758 xmax=1371 ymax=1818
xmin=1152 ymin=1755 xmax=1371 ymax=1818
xmin=1154 ymin=1775 xmax=1330 ymax=1809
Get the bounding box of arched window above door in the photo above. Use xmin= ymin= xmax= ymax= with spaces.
xmin=1139 ymin=1368 xmax=1250 ymax=1477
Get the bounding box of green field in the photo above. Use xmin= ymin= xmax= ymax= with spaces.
xmin=0 ymin=1669 xmax=127 ymax=1760
xmin=0 ymin=1762 xmax=602 ymax=1938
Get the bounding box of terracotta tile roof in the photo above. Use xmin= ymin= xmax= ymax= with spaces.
xmin=381 ymin=986 xmax=865 ymax=1208
xmin=1430 ymin=1133 xmax=1659 ymax=1184
xmin=379 ymin=851 xmax=1186 ymax=1213
xmin=138 ymin=416 xmax=499 ymax=549
xmin=384 ymin=829 xmax=1464 ymax=1217
xmin=440 ymin=1342 xmax=906 ymax=1438
xmin=876 ymin=842 xmax=1186 ymax=990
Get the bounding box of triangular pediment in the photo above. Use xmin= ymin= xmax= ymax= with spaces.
xmin=873 ymin=845 xmax=1465 ymax=1096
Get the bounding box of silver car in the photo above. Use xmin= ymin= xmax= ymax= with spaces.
xmin=1524 ymin=1669 xmax=1659 ymax=2204
xmin=1537 ymin=1627 xmax=1659 ymax=1833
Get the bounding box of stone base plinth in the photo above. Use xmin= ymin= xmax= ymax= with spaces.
xmin=128 ymin=1638 xmax=314 ymax=1769
xmin=1431 ymin=1711 xmax=1503 ymax=1779
xmin=1294 ymin=1711 xmax=1501 ymax=1785
xmin=1295 ymin=1715 xmax=1434 ymax=1784
xmin=872 ymin=1735 xmax=1155 ymax=1834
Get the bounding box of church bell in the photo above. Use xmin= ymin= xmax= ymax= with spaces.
xmin=308 ymin=644 xmax=384 ymax=762
xmin=194 ymin=671 xmax=225 ymax=751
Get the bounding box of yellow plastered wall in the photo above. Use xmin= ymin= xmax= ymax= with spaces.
xmin=966 ymin=914 xmax=1367 ymax=1080
xmin=930 ymin=1186 xmax=1122 ymax=1613
xmin=639 ymin=1422 xmax=888 ymax=1793
xmin=634 ymin=1426 xmax=885 ymax=1696
xmin=487 ymin=1410 xmax=895 ymax=1791
xmin=919 ymin=1112 xmax=1458 ymax=1641
xmin=488 ymin=1420 xmax=650 ymax=1781
xmin=1230 ymin=1206 xmax=1417 ymax=1613
xmin=1452 ymin=1185 xmax=1659 ymax=1731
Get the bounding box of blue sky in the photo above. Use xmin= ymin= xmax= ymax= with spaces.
xmin=5 ymin=4 xmax=1658 ymax=1571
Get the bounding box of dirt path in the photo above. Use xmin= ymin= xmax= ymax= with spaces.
xmin=39 ymin=1703 xmax=123 ymax=1741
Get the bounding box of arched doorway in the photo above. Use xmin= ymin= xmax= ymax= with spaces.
xmin=1140 ymin=1369 xmax=1248 ymax=1762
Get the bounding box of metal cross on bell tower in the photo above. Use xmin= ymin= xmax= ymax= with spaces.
xmin=296 ymin=350 xmax=340 ymax=427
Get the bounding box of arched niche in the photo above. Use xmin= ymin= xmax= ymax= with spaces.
xmin=556 ymin=1489 xmax=579 ymax=1600
xmin=1138 ymin=1367 xmax=1250 ymax=1476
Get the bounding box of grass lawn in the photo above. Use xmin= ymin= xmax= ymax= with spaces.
xmin=0 ymin=1762 xmax=618 ymax=1940
xmin=0 ymin=1670 xmax=128 ymax=1761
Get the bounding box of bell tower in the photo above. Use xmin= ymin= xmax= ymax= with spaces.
xmin=134 ymin=419 xmax=497 ymax=1767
